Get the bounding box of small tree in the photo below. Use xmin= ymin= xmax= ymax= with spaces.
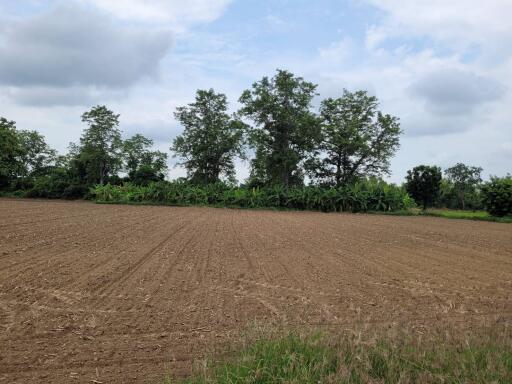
xmin=405 ymin=165 xmax=442 ymax=209
xmin=0 ymin=117 xmax=23 ymax=189
xmin=444 ymin=163 xmax=482 ymax=210
xmin=482 ymin=175 xmax=512 ymax=217
xmin=172 ymin=89 xmax=245 ymax=184
xmin=78 ymin=105 xmax=123 ymax=185
xmin=239 ymin=69 xmax=320 ymax=187
xmin=123 ymin=134 xmax=167 ymax=184
xmin=314 ymin=90 xmax=401 ymax=185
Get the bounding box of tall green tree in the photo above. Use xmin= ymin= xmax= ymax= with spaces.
xmin=0 ymin=117 xmax=23 ymax=189
xmin=405 ymin=165 xmax=442 ymax=209
xmin=123 ymin=134 xmax=168 ymax=185
xmin=78 ymin=105 xmax=123 ymax=185
xmin=172 ymin=89 xmax=245 ymax=184
xmin=239 ymin=69 xmax=320 ymax=187
xmin=313 ymin=90 xmax=401 ymax=186
xmin=444 ymin=163 xmax=483 ymax=210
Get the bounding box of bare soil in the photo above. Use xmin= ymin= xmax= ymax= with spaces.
xmin=1 ymin=199 xmax=511 ymax=383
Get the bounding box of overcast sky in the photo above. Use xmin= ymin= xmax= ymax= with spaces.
xmin=1 ymin=0 xmax=511 ymax=182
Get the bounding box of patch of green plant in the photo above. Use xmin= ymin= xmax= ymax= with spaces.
xmin=90 ymin=179 xmax=414 ymax=213
xmin=422 ymin=209 xmax=512 ymax=223
xmin=165 ymin=329 xmax=512 ymax=383
xmin=371 ymin=208 xmax=512 ymax=223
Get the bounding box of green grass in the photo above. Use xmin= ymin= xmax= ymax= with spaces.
xmin=165 ymin=328 xmax=512 ymax=383
xmin=422 ymin=209 xmax=512 ymax=223
xmin=372 ymin=208 xmax=512 ymax=223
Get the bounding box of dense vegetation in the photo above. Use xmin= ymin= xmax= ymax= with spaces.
xmin=91 ymin=179 xmax=413 ymax=212
xmin=1 ymin=69 xmax=510 ymax=216
xmin=167 ymin=328 xmax=512 ymax=383
xmin=481 ymin=176 xmax=512 ymax=217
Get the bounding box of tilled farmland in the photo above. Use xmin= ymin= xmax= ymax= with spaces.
xmin=1 ymin=199 xmax=511 ymax=383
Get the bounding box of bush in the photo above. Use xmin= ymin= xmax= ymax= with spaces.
xmin=482 ymin=176 xmax=512 ymax=217
xmin=25 ymin=175 xmax=70 ymax=198
xmin=62 ymin=185 xmax=88 ymax=199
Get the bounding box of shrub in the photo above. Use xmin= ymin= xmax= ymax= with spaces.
xmin=482 ymin=176 xmax=512 ymax=217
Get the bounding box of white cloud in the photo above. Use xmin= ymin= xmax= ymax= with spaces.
xmin=365 ymin=0 xmax=512 ymax=54
xmin=84 ymin=0 xmax=232 ymax=26
xmin=318 ymin=37 xmax=353 ymax=63
xmin=0 ymin=3 xmax=173 ymax=106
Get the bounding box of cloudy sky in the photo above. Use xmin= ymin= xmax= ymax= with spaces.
xmin=1 ymin=0 xmax=511 ymax=182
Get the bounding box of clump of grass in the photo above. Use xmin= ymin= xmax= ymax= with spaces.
xmin=165 ymin=325 xmax=512 ymax=383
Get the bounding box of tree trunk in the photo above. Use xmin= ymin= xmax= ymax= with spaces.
xmin=335 ymin=153 xmax=342 ymax=186
xmin=99 ymin=161 xmax=105 ymax=185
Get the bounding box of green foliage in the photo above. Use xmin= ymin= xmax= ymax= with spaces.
xmin=123 ymin=134 xmax=167 ymax=185
xmin=172 ymin=89 xmax=246 ymax=184
xmin=405 ymin=165 xmax=442 ymax=210
xmin=16 ymin=130 xmax=57 ymax=179
xmin=90 ymin=179 xmax=412 ymax=213
xmin=422 ymin=208 xmax=512 ymax=223
xmin=438 ymin=179 xmax=484 ymax=211
xmin=239 ymin=69 xmax=320 ymax=187
xmin=168 ymin=329 xmax=512 ymax=384
xmin=0 ymin=117 xmax=59 ymax=191
xmin=481 ymin=175 xmax=512 ymax=217
xmin=0 ymin=117 xmax=23 ymax=189
xmin=444 ymin=163 xmax=483 ymax=210
xmin=77 ymin=105 xmax=123 ymax=185
xmin=313 ymin=90 xmax=401 ymax=186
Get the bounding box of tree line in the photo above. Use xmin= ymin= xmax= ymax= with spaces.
xmin=1 ymin=69 xmax=510 ymax=216
xmin=1 ymin=107 xmax=168 ymax=198
xmin=404 ymin=164 xmax=511 ymax=216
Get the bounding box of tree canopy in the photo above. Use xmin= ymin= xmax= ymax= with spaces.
xmin=78 ymin=105 xmax=123 ymax=185
xmin=0 ymin=118 xmax=23 ymax=189
xmin=17 ymin=130 xmax=57 ymax=180
xmin=172 ymin=89 xmax=246 ymax=184
xmin=239 ymin=69 xmax=320 ymax=187
xmin=312 ymin=90 xmax=401 ymax=186
xmin=444 ymin=163 xmax=483 ymax=210
xmin=405 ymin=165 xmax=442 ymax=209
xmin=123 ymin=134 xmax=168 ymax=185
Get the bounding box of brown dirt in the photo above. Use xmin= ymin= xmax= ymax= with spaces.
xmin=0 ymin=199 xmax=511 ymax=383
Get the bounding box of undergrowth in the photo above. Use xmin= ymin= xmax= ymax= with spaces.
xmin=90 ymin=180 xmax=413 ymax=213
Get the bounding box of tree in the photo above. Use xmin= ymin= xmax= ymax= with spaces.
xmin=481 ymin=175 xmax=512 ymax=217
xmin=239 ymin=69 xmax=320 ymax=187
xmin=444 ymin=163 xmax=483 ymax=210
xmin=17 ymin=130 xmax=57 ymax=180
xmin=405 ymin=165 xmax=442 ymax=209
xmin=123 ymin=134 xmax=167 ymax=185
xmin=78 ymin=105 xmax=123 ymax=185
xmin=172 ymin=89 xmax=245 ymax=184
xmin=313 ymin=90 xmax=401 ymax=186
xmin=0 ymin=117 xmax=23 ymax=189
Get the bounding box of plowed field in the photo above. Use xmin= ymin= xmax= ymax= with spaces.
xmin=1 ymin=199 xmax=511 ymax=383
